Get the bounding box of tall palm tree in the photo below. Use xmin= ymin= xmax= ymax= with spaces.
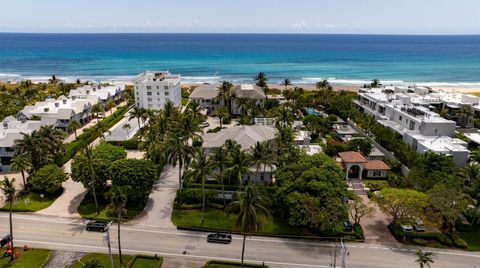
xmin=68 ymin=119 xmax=81 ymax=139
xmin=186 ymin=101 xmax=204 ymax=123
xmin=163 ymin=100 xmax=178 ymax=119
xmin=184 ymin=150 xmax=214 ymax=223
xmin=226 ymin=147 xmax=252 ymax=186
xmin=217 ymin=81 xmax=234 ymax=111
xmin=129 ymin=107 xmax=145 ymax=128
xmin=280 ymin=78 xmax=292 ymax=91
xmin=254 ymin=72 xmax=268 ymax=89
xmin=315 ymin=79 xmax=330 ymax=90
xmin=1 ymin=177 xmax=16 ymax=262
xmin=210 ymin=147 xmax=228 ymax=205
xmin=225 ymin=184 xmax=270 ymax=268
xmin=212 ymin=107 xmax=229 ymax=129
xmin=415 ymin=250 xmax=434 ymax=268
xmin=236 ymin=97 xmax=250 ymax=117
xmin=48 ymin=74 xmax=58 ymax=84
xmin=122 ymin=123 xmax=131 ymax=138
xmin=275 ymin=106 xmax=295 ymax=127
xmin=370 ymin=79 xmax=381 ymax=88
xmin=81 ymin=146 xmax=100 ymax=214
xmin=166 ymin=134 xmax=195 ymax=189
xmin=15 ymin=131 xmax=45 ymax=173
xmin=10 ymin=154 xmax=30 ymax=189
xmin=251 ymin=141 xmax=275 ymax=183
xmin=110 ymin=186 xmax=127 ymax=268
xmin=92 ymin=121 xmax=109 ymax=140
xmin=275 ymin=125 xmax=295 ymax=155
xmin=178 ymin=113 xmax=203 ymax=142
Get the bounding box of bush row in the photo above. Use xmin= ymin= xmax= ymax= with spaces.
xmin=107 ymin=140 xmax=140 ymax=150
xmin=388 ymin=223 xmax=468 ymax=248
xmin=186 ymin=183 xmax=240 ymax=191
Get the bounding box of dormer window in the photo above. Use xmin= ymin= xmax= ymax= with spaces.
xmin=44 ymin=108 xmax=49 ymax=112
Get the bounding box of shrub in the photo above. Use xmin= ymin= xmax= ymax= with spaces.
xmin=353 ymin=224 xmax=364 ymax=240
xmin=222 ymin=115 xmax=231 ymax=124
xmin=29 ymin=164 xmax=68 ymax=194
xmin=412 ymin=238 xmax=427 ymax=246
xmin=175 ymin=188 xmax=217 ymax=205
xmin=364 ymin=180 xmax=389 ymax=191
xmin=109 ymin=159 xmax=157 ymax=203
xmin=206 ymin=127 xmax=222 ymax=133
xmin=451 ymin=235 xmax=468 ymax=249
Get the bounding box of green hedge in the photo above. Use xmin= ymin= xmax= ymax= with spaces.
xmin=186 ymin=183 xmax=240 ymax=191
xmin=203 ymin=260 xmax=269 ymax=268
xmin=175 ymin=188 xmax=218 ymax=205
xmin=55 ymin=105 xmax=130 ymax=166
xmin=107 ymin=140 xmax=140 ymax=150
xmin=129 ymin=254 xmax=163 ymax=268
xmin=388 ymin=223 xmax=468 ymax=248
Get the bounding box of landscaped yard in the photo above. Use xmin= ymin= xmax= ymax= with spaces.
xmin=0 ymin=191 xmax=62 ymax=212
xmin=459 ymin=230 xmax=480 ymax=251
xmin=0 ymin=248 xmax=50 ymax=268
xmin=71 ymin=253 xmax=134 ymax=268
xmin=203 ymin=260 xmax=268 ymax=268
xmin=130 ymin=255 xmax=162 ymax=268
xmin=78 ymin=193 xmax=144 ymax=221
xmin=172 ymin=208 xmax=304 ymax=236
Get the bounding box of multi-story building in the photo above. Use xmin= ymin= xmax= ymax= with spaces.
xmin=188 ymin=84 xmax=219 ymax=113
xmin=133 ymin=71 xmax=181 ymax=110
xmin=354 ymin=87 xmax=469 ymax=166
xmin=230 ymin=84 xmax=266 ymax=115
xmin=69 ymin=84 xmax=125 ymax=104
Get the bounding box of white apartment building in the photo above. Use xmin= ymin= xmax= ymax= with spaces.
xmin=133 ymin=71 xmax=181 ymax=110
xmin=354 ymin=87 xmax=469 ymax=166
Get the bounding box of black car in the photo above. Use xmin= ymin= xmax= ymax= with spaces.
xmin=0 ymin=234 xmax=11 ymax=247
xmin=343 ymin=220 xmax=353 ymax=232
xmin=207 ymin=233 xmax=232 ymax=244
xmin=86 ymin=220 xmax=109 ymax=232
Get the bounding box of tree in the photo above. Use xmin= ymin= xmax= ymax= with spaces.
xmin=166 ymin=134 xmax=195 ymax=189
xmin=280 ymin=78 xmax=291 ymax=91
xmin=210 ymin=147 xmax=228 ymax=205
xmin=375 ymin=188 xmax=428 ymax=224
xmin=251 ymin=141 xmax=275 ymax=182
xmin=14 ymin=131 xmax=48 ymax=173
xmin=275 ymin=106 xmax=295 ymax=127
xmin=225 ymin=184 xmax=270 ymax=268
xmin=370 ymin=79 xmax=381 ymax=88
xmin=275 ymin=125 xmax=295 ymax=154
xmin=217 ymin=81 xmax=234 ymax=112
xmin=68 ymin=119 xmax=81 ymax=139
xmin=49 ymin=74 xmax=58 ymax=84
xmin=109 ymin=159 xmax=157 ymax=203
xmin=105 ymin=100 xmax=116 ymax=115
xmin=427 ymin=183 xmax=468 ymax=234
xmin=110 ymin=186 xmax=127 ymax=268
xmin=1 ymin=177 xmax=16 ymax=262
xmin=129 ymin=107 xmax=145 ymax=128
xmin=348 ymin=197 xmax=375 ymax=225
xmin=122 ymin=123 xmax=131 ymax=138
xmin=212 ymin=107 xmax=229 ymax=129
xmin=91 ymin=104 xmax=104 ymax=122
xmin=10 ymin=153 xmax=30 ymax=189
xmin=29 ymin=164 xmax=67 ymax=194
xmin=408 ymin=151 xmax=457 ymax=192
xmin=415 ymin=250 xmax=434 ymax=268
xmin=254 ymin=72 xmax=268 ymax=89
xmin=184 ymin=150 xmax=215 ymax=222
xmin=81 ymin=260 xmax=104 ymax=268
xmin=347 ymin=138 xmax=373 ymax=156
xmin=74 ymin=146 xmax=101 ymax=214
xmin=185 ymin=101 xmax=204 ymax=123
xmin=177 ymin=113 xmax=203 ymax=142
xmin=226 ymin=147 xmax=252 ymax=186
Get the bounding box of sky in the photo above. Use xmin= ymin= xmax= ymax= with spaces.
xmin=0 ymin=0 xmax=479 ymax=34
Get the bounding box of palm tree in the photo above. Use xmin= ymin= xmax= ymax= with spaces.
xmin=10 ymin=154 xmax=30 ymax=189
xmin=236 ymin=97 xmax=250 ymax=117
xmin=15 ymin=131 xmax=45 ymax=173
xmin=275 ymin=106 xmax=295 ymax=127
xmin=80 ymin=146 xmax=100 ymax=214
xmin=315 ymin=79 xmax=330 ymax=90
xmin=212 ymin=107 xmax=229 ymax=129
xmin=163 ymin=100 xmax=178 ymax=119
xmin=122 ymin=123 xmax=131 ymax=138
xmin=415 ymin=250 xmax=434 ymax=268
xmin=275 ymin=125 xmax=295 ymax=155
xmin=226 ymin=147 xmax=252 ymax=186
xmin=1 ymin=177 xmax=16 ymax=262
xmin=370 ymin=79 xmax=381 ymax=88
xmin=68 ymin=119 xmax=81 ymax=139
xmin=92 ymin=121 xmax=109 ymax=140
xmin=48 ymin=74 xmax=58 ymax=84
xmin=217 ymin=81 xmax=234 ymax=111
xmin=225 ymin=184 xmax=270 ymax=268
xmin=178 ymin=113 xmax=203 ymax=142
xmin=105 ymin=100 xmax=116 ymax=115
xmin=166 ymin=134 xmax=195 ymax=189
xmin=110 ymin=186 xmax=128 ymax=268
xmin=254 ymin=72 xmax=268 ymax=89
xmin=186 ymin=101 xmax=204 ymax=123
xmin=210 ymin=147 xmax=228 ymax=205
xmin=91 ymin=104 xmax=104 ymax=122
xmin=129 ymin=107 xmax=145 ymax=128
xmin=280 ymin=78 xmax=292 ymax=91
xmin=184 ymin=150 xmax=214 ymax=223
xmin=76 ymin=78 xmax=81 ymax=85
xmin=251 ymin=141 xmax=275 ymax=183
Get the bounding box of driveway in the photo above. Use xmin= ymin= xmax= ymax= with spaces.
xmin=128 ymin=164 xmax=179 ymax=229
xmin=357 ymin=195 xmax=398 ymax=245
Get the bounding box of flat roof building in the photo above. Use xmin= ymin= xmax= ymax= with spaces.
xmin=133 ymin=71 xmax=181 ymax=110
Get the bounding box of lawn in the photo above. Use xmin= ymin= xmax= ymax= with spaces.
xmin=203 ymin=260 xmax=269 ymax=268
xmin=78 ymin=193 xmax=144 ymax=221
xmin=0 ymin=191 xmax=62 ymax=212
xmin=172 ymin=208 xmax=304 ymax=236
xmin=71 ymin=253 xmax=134 ymax=268
xmin=130 ymin=255 xmax=162 ymax=268
xmin=0 ymin=248 xmax=51 ymax=268
xmin=459 ymin=231 xmax=480 ymax=251
xmin=181 ymin=98 xmax=190 ymax=106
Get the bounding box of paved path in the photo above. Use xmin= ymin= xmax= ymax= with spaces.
xmin=44 ymin=250 xmax=85 ymax=268
xmin=358 ymin=195 xmax=398 ymax=245
xmin=128 ymin=164 xmax=179 ymax=229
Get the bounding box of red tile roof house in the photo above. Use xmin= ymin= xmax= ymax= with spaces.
xmin=338 ymin=151 xmax=390 ymax=180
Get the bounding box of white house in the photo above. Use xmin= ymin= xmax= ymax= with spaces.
xmin=133 ymin=71 xmax=181 ymax=110
xmin=69 ymin=84 xmax=125 ymax=104
xmin=189 ymin=84 xmax=219 ymax=113
xmin=230 ymin=84 xmax=266 ymax=115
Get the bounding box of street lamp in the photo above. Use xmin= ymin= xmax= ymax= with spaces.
xmin=103 ymin=221 xmax=114 ymax=268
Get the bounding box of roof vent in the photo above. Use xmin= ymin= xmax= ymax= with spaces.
xmin=55 ymin=103 xmax=59 ymax=107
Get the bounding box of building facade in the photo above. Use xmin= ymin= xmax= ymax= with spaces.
xmin=133 ymin=71 xmax=181 ymax=110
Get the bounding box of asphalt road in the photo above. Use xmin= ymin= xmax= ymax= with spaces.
xmin=0 ymin=213 xmax=479 ymax=268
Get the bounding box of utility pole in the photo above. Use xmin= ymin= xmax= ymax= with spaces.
xmin=332 ymin=243 xmax=337 ymax=268
xmin=340 ymin=238 xmax=347 ymax=268
xmin=103 ymin=222 xmax=114 ymax=268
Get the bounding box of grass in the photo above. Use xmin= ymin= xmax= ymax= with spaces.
xmin=181 ymin=98 xmax=190 ymax=106
xmin=130 ymin=255 xmax=162 ymax=268
xmin=72 ymin=253 xmax=134 ymax=268
xmin=203 ymin=260 xmax=269 ymax=268
xmin=0 ymin=190 xmax=62 ymax=212
xmin=459 ymin=230 xmax=480 ymax=251
xmin=172 ymin=208 xmax=304 ymax=236
xmin=0 ymin=248 xmax=51 ymax=268
xmin=77 ymin=193 xmax=144 ymax=221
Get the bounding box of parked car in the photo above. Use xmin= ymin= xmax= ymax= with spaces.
xmin=86 ymin=220 xmax=109 ymax=232
xmin=0 ymin=234 xmax=11 ymax=247
xmin=343 ymin=220 xmax=353 ymax=232
xmin=207 ymin=233 xmax=232 ymax=244
xmin=414 ymin=220 xmax=426 ymax=232
xmin=400 ymin=224 xmax=413 ymax=232
xmin=199 ymin=121 xmax=210 ymax=128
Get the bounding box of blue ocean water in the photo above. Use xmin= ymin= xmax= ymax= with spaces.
xmin=0 ymin=33 xmax=480 ymax=85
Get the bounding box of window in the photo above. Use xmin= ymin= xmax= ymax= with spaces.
xmin=157 ymin=98 xmax=160 ymax=101
xmin=165 ymin=91 xmax=169 ymax=96
xmin=164 ymin=86 xmax=169 ymax=90
xmin=147 ymin=98 xmax=152 ymax=101
xmin=147 ymin=92 xmax=152 ymax=96
xmin=146 ymin=86 xmax=151 ymax=90
xmin=398 ymin=115 xmax=402 ymax=121
xmin=157 ymin=92 xmax=160 ymax=95
xmin=373 ymin=171 xmax=382 ymax=177
xmin=135 ymin=91 xmax=139 ymax=95
xmin=148 ymin=104 xmax=152 ymax=108
xmin=156 ymin=86 xmax=160 ymax=89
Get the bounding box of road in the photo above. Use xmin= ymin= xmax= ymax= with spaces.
xmin=0 ymin=213 xmax=479 ymax=268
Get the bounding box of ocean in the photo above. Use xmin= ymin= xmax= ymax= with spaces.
xmin=1 ymin=33 xmax=480 ymax=86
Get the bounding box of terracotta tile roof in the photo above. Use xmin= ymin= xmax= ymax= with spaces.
xmin=364 ymin=160 xmax=390 ymax=170
xmin=338 ymin=151 xmax=367 ymax=163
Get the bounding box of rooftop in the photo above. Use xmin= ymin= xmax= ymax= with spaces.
xmin=338 ymin=151 xmax=367 ymax=163
xmin=133 ymin=71 xmax=181 ymax=83
xmin=189 ymin=84 xmax=218 ymax=99
xmin=364 ymin=160 xmax=391 ymax=170
xmin=232 ymin=84 xmax=266 ymax=99
xmin=203 ymin=125 xmax=276 ymax=150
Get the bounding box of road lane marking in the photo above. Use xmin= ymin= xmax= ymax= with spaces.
xmin=15 ymin=239 xmax=331 ymax=268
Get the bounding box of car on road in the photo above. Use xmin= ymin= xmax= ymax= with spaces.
xmin=207 ymin=233 xmax=232 ymax=244
xmin=85 ymin=220 xmax=109 ymax=232
xmin=400 ymin=224 xmax=413 ymax=232
xmin=343 ymin=220 xmax=353 ymax=232
xmin=199 ymin=121 xmax=210 ymax=128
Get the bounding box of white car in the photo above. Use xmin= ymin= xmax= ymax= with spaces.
xmin=199 ymin=122 xmax=210 ymax=128
xmin=400 ymin=224 xmax=413 ymax=232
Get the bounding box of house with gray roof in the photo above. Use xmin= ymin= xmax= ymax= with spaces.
xmin=69 ymin=84 xmax=125 ymax=104
xmin=231 ymin=84 xmax=266 ymax=115
xmin=189 ymin=84 xmax=219 ymax=114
